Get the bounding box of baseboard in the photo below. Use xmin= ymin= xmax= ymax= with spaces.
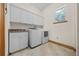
xmin=48 ymin=40 xmax=76 ymax=51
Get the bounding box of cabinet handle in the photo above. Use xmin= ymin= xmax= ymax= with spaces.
xmin=4 ymin=3 xmax=7 ymax=14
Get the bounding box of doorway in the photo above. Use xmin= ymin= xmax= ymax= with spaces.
xmin=0 ymin=3 xmax=5 ymax=56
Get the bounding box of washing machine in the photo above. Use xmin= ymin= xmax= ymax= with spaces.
xmin=42 ymin=31 xmax=49 ymax=44
xmin=29 ymin=29 xmax=42 ymax=48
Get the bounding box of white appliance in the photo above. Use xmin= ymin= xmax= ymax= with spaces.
xmin=29 ymin=29 xmax=42 ymax=48
xmin=42 ymin=31 xmax=49 ymax=44
xmin=9 ymin=30 xmax=28 ymax=54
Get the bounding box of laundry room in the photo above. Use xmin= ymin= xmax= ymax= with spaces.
xmin=3 ymin=3 xmax=77 ymax=56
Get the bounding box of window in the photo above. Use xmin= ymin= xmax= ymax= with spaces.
xmin=55 ymin=7 xmax=65 ymax=22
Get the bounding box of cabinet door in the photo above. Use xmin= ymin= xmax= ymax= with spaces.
xmin=21 ymin=10 xmax=33 ymax=24
xmin=32 ymin=14 xmax=38 ymax=25
xmin=38 ymin=16 xmax=43 ymax=25
xmin=9 ymin=32 xmax=28 ymax=53
xmin=10 ymin=5 xmax=33 ymax=24
xmin=10 ymin=5 xmax=22 ymax=23
xmin=32 ymin=14 xmax=43 ymax=25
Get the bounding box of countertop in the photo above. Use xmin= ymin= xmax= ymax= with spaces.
xmin=8 ymin=29 xmax=28 ymax=32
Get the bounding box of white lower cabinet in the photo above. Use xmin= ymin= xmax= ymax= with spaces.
xmin=9 ymin=32 xmax=28 ymax=53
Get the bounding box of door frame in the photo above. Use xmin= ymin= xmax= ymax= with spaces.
xmin=0 ymin=3 xmax=5 ymax=56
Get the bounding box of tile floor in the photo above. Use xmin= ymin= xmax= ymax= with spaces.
xmin=10 ymin=42 xmax=76 ymax=56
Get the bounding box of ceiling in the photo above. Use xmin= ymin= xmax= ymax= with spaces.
xmin=30 ymin=3 xmax=52 ymax=11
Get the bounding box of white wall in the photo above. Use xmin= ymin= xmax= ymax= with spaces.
xmin=5 ymin=3 xmax=42 ymax=55
xmin=43 ymin=3 xmax=77 ymax=48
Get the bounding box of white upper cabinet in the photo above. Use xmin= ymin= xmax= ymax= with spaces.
xmin=21 ymin=10 xmax=33 ymax=24
xmin=10 ymin=5 xmax=22 ymax=22
xmin=32 ymin=14 xmax=38 ymax=25
xmin=10 ymin=5 xmax=33 ymax=24
xmin=32 ymin=14 xmax=43 ymax=25
xmin=38 ymin=16 xmax=43 ymax=25
xmin=10 ymin=5 xmax=43 ymax=25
